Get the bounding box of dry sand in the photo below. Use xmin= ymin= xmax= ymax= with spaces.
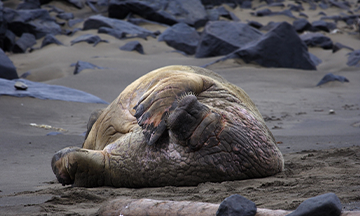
xmin=1 ymin=0 xmax=360 ymax=215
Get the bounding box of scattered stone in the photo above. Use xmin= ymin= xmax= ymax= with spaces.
xmin=223 ymin=22 xmax=316 ymax=70
xmin=68 ymin=18 xmax=84 ymax=27
xmin=312 ymin=20 xmax=337 ymax=32
xmin=288 ymin=4 xmax=304 ymax=12
xmin=329 ymin=0 xmax=350 ymax=10
xmin=251 ymin=8 xmax=297 ymax=19
xmin=329 ymin=109 xmax=335 ymax=114
xmin=41 ymin=34 xmax=64 ymax=48
xmin=293 ymin=18 xmax=312 ymax=32
xmin=216 ymin=194 xmax=257 ymax=216
xmin=119 ymin=41 xmax=144 ymax=54
xmin=286 ymin=193 xmax=341 ymax=216
xmin=70 ymin=34 xmax=108 ymax=47
xmin=16 ymin=0 xmax=40 ymax=10
xmin=195 ymin=21 xmax=263 ymax=58
xmin=56 ymin=12 xmax=74 ymax=20
xmin=127 ymin=17 xmax=169 ymax=27
xmin=83 ymin=15 xmax=156 ymax=39
xmin=0 ymin=48 xmax=18 ymax=80
xmin=4 ymin=8 xmax=62 ymax=39
xmin=20 ymin=71 xmax=31 ymax=78
xmin=72 ymin=60 xmax=105 ymax=74
xmin=158 ymin=23 xmax=200 ymax=55
xmin=46 ymin=132 xmax=63 ymax=136
xmin=260 ymin=21 xmax=280 ymax=31
xmin=346 ymin=50 xmax=360 ymax=67
xmin=299 ymin=12 xmax=308 ymax=18
xmin=65 ymin=0 xmax=85 ymax=9
xmin=0 ymin=78 xmax=108 ymax=104
xmin=108 ymin=0 xmax=208 ymax=28
xmin=14 ymin=81 xmax=28 ymax=90
xmin=316 ymin=73 xmax=349 ymax=86
xmin=240 ymin=1 xmax=252 ymax=9
xmin=12 ymin=33 xmax=37 ymax=53
xmin=300 ymin=32 xmax=333 ymax=49
xmin=247 ymin=20 xmax=263 ymax=29
xmin=332 ymin=42 xmax=354 ymax=53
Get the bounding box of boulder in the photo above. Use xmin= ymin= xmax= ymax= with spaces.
xmin=195 ymin=21 xmax=263 ymax=58
xmin=311 ymin=20 xmax=337 ymax=32
xmin=119 ymin=41 xmax=144 ymax=54
xmin=225 ymin=22 xmax=316 ymax=70
xmin=12 ymin=33 xmax=37 ymax=53
xmin=286 ymin=193 xmax=342 ymax=216
xmin=83 ymin=15 xmax=156 ymax=39
xmin=216 ymin=194 xmax=257 ymax=216
xmin=300 ymin=32 xmax=333 ymax=49
xmin=316 ymin=73 xmax=349 ymax=86
xmin=158 ymin=22 xmax=200 ymax=55
xmin=3 ymin=30 xmax=16 ymax=52
xmin=0 ymin=48 xmax=18 ymax=80
xmin=108 ymin=0 xmax=208 ymax=28
xmin=56 ymin=12 xmax=74 ymax=20
xmin=4 ymin=8 xmax=62 ymax=39
xmin=0 ymin=78 xmax=108 ymax=104
xmin=70 ymin=34 xmax=108 ymax=47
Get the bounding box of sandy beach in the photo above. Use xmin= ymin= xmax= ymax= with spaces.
xmin=0 ymin=0 xmax=360 ymax=215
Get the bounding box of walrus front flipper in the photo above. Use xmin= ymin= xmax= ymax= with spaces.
xmin=167 ymin=95 xmax=222 ymax=151
xmin=133 ymin=73 xmax=205 ymax=145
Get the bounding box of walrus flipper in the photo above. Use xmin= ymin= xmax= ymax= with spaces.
xmin=133 ymin=74 xmax=205 ymax=145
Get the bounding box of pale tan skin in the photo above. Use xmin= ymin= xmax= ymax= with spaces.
xmin=52 ymin=65 xmax=284 ymax=187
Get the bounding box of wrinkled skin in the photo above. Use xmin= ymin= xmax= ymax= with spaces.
xmin=52 ymin=65 xmax=284 ymax=188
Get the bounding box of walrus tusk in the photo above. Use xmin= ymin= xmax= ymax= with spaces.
xmin=96 ymin=198 xmax=358 ymax=216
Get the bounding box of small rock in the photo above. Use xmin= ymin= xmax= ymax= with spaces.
xmin=14 ymin=81 xmax=28 ymax=90
xmin=72 ymin=60 xmax=105 ymax=74
xmin=300 ymin=33 xmax=333 ymax=50
xmin=70 ymin=34 xmax=108 ymax=47
xmin=329 ymin=109 xmax=335 ymax=114
xmin=286 ymin=193 xmax=341 ymax=216
xmin=41 ymin=34 xmax=64 ymax=48
xmin=12 ymin=33 xmax=37 ymax=53
xmin=346 ymin=50 xmax=360 ymax=67
xmin=316 ymin=73 xmax=349 ymax=86
xmin=56 ymin=12 xmax=74 ymax=20
xmin=216 ymin=194 xmax=257 ymax=216
xmin=119 ymin=41 xmax=144 ymax=54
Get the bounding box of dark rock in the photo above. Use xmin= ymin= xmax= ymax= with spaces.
xmin=0 ymin=48 xmax=18 ymax=80
xmin=46 ymin=132 xmax=63 ymax=136
xmin=4 ymin=8 xmax=62 ymax=39
xmin=195 ymin=21 xmax=263 ymax=58
xmin=299 ymin=12 xmax=308 ymax=18
xmin=288 ymin=4 xmax=304 ymax=12
xmin=247 ymin=20 xmax=263 ymax=29
xmin=16 ymin=0 xmax=41 ymax=10
xmin=45 ymin=5 xmax=65 ymax=13
xmin=86 ymin=0 xmax=99 ymax=13
xmin=0 ymin=78 xmax=108 ymax=104
xmin=66 ymin=0 xmax=85 ymax=9
xmin=320 ymin=15 xmax=342 ymax=22
xmin=332 ymin=42 xmax=354 ymax=53
xmin=14 ymin=81 xmax=28 ymax=90
xmin=312 ymin=20 xmax=337 ymax=32
xmin=293 ymin=18 xmax=312 ymax=32
xmin=252 ymin=8 xmax=273 ymax=16
xmin=158 ymin=22 xmax=200 ymax=55
xmin=83 ymin=15 xmax=156 ymax=39
xmin=286 ymin=193 xmax=342 ymax=216
xmin=346 ymin=50 xmax=360 ymax=67
xmin=225 ymin=22 xmax=316 ymax=70
xmin=109 ymin=0 xmax=208 ymax=28
xmin=240 ymin=1 xmax=252 ymax=9
xmin=20 ymin=71 xmax=31 ymax=78
xmin=119 ymin=41 xmax=144 ymax=54
xmin=319 ymin=2 xmax=329 ymax=9
xmin=127 ymin=17 xmax=169 ymax=27
xmin=316 ymin=73 xmax=349 ymax=86
xmin=3 ymin=30 xmax=16 ymax=52
xmin=12 ymin=33 xmax=36 ymax=53
xmin=216 ymin=194 xmax=257 ymax=216
xmin=72 ymin=60 xmax=105 ymax=74
xmin=300 ymin=32 xmax=333 ymax=49
xmin=213 ymin=6 xmax=239 ymax=21
xmin=329 ymin=0 xmax=350 ymax=10
xmin=41 ymin=34 xmax=64 ymax=48
xmin=68 ymin=18 xmax=83 ymax=27
xmin=70 ymin=34 xmax=108 ymax=47
xmin=56 ymin=12 xmax=74 ymax=20
xmin=268 ymin=2 xmax=285 ymax=7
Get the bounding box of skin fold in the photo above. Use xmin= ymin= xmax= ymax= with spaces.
xmin=51 ymin=65 xmax=284 ymax=188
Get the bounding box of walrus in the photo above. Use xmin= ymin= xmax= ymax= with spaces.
xmin=51 ymin=65 xmax=284 ymax=188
